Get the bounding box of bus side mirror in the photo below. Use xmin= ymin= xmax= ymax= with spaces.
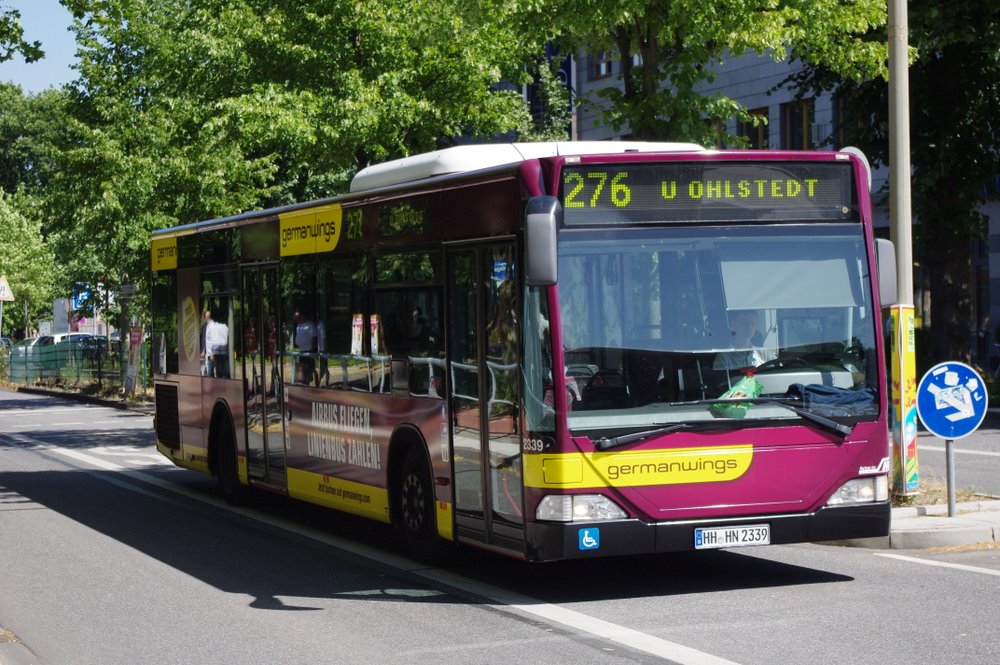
xmin=875 ymin=238 xmax=897 ymax=307
xmin=524 ymin=196 xmax=560 ymax=286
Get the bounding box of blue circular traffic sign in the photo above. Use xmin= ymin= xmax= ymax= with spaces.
xmin=916 ymin=361 xmax=988 ymax=440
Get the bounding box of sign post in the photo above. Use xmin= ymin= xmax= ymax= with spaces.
xmin=915 ymin=361 xmax=988 ymax=516
xmin=0 ymin=275 xmax=15 ymax=342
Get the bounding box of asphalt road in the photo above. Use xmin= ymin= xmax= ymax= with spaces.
xmin=2 ymin=389 xmax=999 ymax=665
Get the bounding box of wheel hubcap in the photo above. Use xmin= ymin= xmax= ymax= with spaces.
xmin=401 ymin=472 xmax=424 ymax=531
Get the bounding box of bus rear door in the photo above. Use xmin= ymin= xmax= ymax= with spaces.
xmin=242 ymin=264 xmax=287 ymax=487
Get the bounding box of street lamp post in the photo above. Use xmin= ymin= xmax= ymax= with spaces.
xmin=888 ymin=0 xmax=919 ymax=495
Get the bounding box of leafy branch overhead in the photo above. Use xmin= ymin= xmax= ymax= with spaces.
xmin=535 ymin=0 xmax=887 ymax=144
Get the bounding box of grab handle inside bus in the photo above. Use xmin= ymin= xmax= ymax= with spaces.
xmin=524 ymin=196 xmax=560 ymax=286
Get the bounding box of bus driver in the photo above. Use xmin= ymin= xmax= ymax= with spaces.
xmin=713 ymin=310 xmax=772 ymax=371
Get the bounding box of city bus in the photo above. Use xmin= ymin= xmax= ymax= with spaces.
xmin=149 ymin=142 xmax=897 ymax=561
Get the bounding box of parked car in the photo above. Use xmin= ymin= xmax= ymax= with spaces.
xmin=54 ymin=333 xmax=106 ymax=362
xmin=8 ymin=337 xmax=59 ymax=381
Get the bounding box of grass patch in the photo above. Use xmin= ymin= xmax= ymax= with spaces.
xmin=893 ymin=480 xmax=993 ymax=507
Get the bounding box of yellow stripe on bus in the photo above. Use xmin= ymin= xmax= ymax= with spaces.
xmin=286 ymin=467 xmax=390 ymax=523
xmin=522 ymin=444 xmax=754 ymax=488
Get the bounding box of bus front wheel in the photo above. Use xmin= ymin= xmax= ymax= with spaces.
xmin=398 ymin=445 xmax=449 ymax=560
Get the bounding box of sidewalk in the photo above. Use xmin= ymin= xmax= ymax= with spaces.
xmin=834 ymin=499 xmax=1000 ymax=550
xmin=885 ymin=499 xmax=1000 ymax=549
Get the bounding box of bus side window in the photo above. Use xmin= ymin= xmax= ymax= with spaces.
xmin=317 ymin=255 xmax=372 ymax=391
xmin=283 ymin=256 xmax=319 ymax=386
xmin=373 ymin=251 xmax=443 ymax=397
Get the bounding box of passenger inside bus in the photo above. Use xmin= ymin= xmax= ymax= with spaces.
xmin=201 ymin=308 xmax=230 ymax=378
xmin=293 ymin=308 xmax=319 ymax=384
xmin=407 ymin=305 xmax=438 ymax=353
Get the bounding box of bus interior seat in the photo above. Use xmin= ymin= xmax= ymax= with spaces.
xmin=579 ymin=369 xmax=630 ymax=410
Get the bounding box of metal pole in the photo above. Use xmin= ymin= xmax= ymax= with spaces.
xmin=888 ymin=0 xmax=919 ymax=495
xmin=889 ymin=0 xmax=913 ymax=299
xmin=946 ymin=438 xmax=956 ymax=517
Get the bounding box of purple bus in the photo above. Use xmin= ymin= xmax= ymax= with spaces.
xmin=151 ymin=142 xmax=895 ymax=561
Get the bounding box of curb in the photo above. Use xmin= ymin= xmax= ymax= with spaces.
xmin=889 ymin=515 xmax=999 ymax=550
xmin=823 ymin=500 xmax=1000 ymax=550
xmin=11 ymin=385 xmax=153 ymax=415
xmin=885 ymin=500 xmax=1000 ymax=550
xmin=891 ymin=499 xmax=1000 ymax=519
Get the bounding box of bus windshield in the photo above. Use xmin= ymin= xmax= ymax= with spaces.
xmin=557 ymin=223 xmax=879 ymax=432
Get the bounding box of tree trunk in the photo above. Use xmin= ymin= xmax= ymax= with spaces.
xmin=920 ymin=228 xmax=975 ymax=368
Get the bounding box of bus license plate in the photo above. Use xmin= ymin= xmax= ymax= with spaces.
xmin=694 ymin=524 xmax=770 ymax=550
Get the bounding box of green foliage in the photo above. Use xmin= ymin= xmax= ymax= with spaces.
xmin=0 ymin=85 xmax=77 ymax=194
xmin=791 ymin=0 xmax=1000 ymax=363
xmin=0 ymin=192 xmax=61 ymax=336
xmin=3 ymin=0 xmax=901 ymax=335
xmin=31 ymin=0 xmax=539 ymax=319
xmin=539 ymin=0 xmax=887 ymax=143
xmin=0 ymin=5 xmax=44 ymax=64
xmin=518 ymin=55 xmax=573 ymax=142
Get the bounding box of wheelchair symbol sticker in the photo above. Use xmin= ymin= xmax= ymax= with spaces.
xmin=578 ymin=528 xmax=600 ymax=551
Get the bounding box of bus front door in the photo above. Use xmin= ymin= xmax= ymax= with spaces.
xmin=242 ymin=265 xmax=286 ymax=487
xmin=447 ymin=243 xmax=525 ymax=554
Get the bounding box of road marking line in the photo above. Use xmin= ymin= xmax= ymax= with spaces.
xmin=876 ymin=553 xmax=1000 ymax=577
xmin=919 ymin=445 xmax=1000 ymax=457
xmin=44 ymin=441 xmax=742 ymax=665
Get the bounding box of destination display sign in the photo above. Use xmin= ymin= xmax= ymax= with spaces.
xmin=560 ymin=161 xmax=856 ymax=225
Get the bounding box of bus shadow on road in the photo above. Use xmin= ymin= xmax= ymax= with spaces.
xmin=0 ymin=467 xmax=464 ymax=612
xmin=0 ymin=465 xmax=853 ymax=611
xmin=450 ymin=546 xmax=854 ymax=604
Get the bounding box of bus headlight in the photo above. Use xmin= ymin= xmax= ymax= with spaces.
xmin=536 ymin=494 xmax=627 ymax=522
xmin=826 ymin=476 xmax=889 ymax=506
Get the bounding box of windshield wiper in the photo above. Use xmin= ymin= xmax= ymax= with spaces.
xmin=670 ymin=397 xmax=854 ymax=438
xmin=594 ymin=423 xmax=691 ymax=451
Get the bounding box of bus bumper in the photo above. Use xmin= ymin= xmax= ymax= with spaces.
xmin=524 ymin=501 xmax=891 ymax=562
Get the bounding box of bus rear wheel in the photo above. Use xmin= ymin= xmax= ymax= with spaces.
xmin=215 ymin=422 xmax=248 ymax=506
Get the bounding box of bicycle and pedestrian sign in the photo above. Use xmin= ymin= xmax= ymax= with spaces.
xmin=916 ymin=361 xmax=988 ymax=440
xmin=915 ymin=360 xmax=988 ymax=517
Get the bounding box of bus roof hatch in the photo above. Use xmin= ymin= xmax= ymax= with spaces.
xmin=349 ymin=141 xmax=704 ymax=193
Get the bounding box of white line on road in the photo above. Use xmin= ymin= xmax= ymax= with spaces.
xmin=919 ymin=445 xmax=1000 ymax=457
xmin=42 ymin=439 xmax=742 ymax=665
xmin=875 ymin=553 xmax=1000 ymax=577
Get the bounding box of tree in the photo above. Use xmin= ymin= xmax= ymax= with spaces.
xmin=0 ymin=191 xmax=61 ymax=337
xmin=0 ymin=85 xmax=75 ymax=194
xmin=40 ymin=0 xmax=540 ymax=317
xmin=534 ymin=0 xmax=887 ymax=146
xmin=518 ymin=53 xmax=573 ymax=142
xmin=789 ymin=0 xmax=1000 ymax=365
xmin=0 ymin=4 xmax=43 ymax=64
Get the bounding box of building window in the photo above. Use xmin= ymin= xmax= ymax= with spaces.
xmin=737 ymin=108 xmax=769 ymax=149
xmin=591 ymin=52 xmax=612 ymax=80
xmin=781 ymin=99 xmax=814 ymax=150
